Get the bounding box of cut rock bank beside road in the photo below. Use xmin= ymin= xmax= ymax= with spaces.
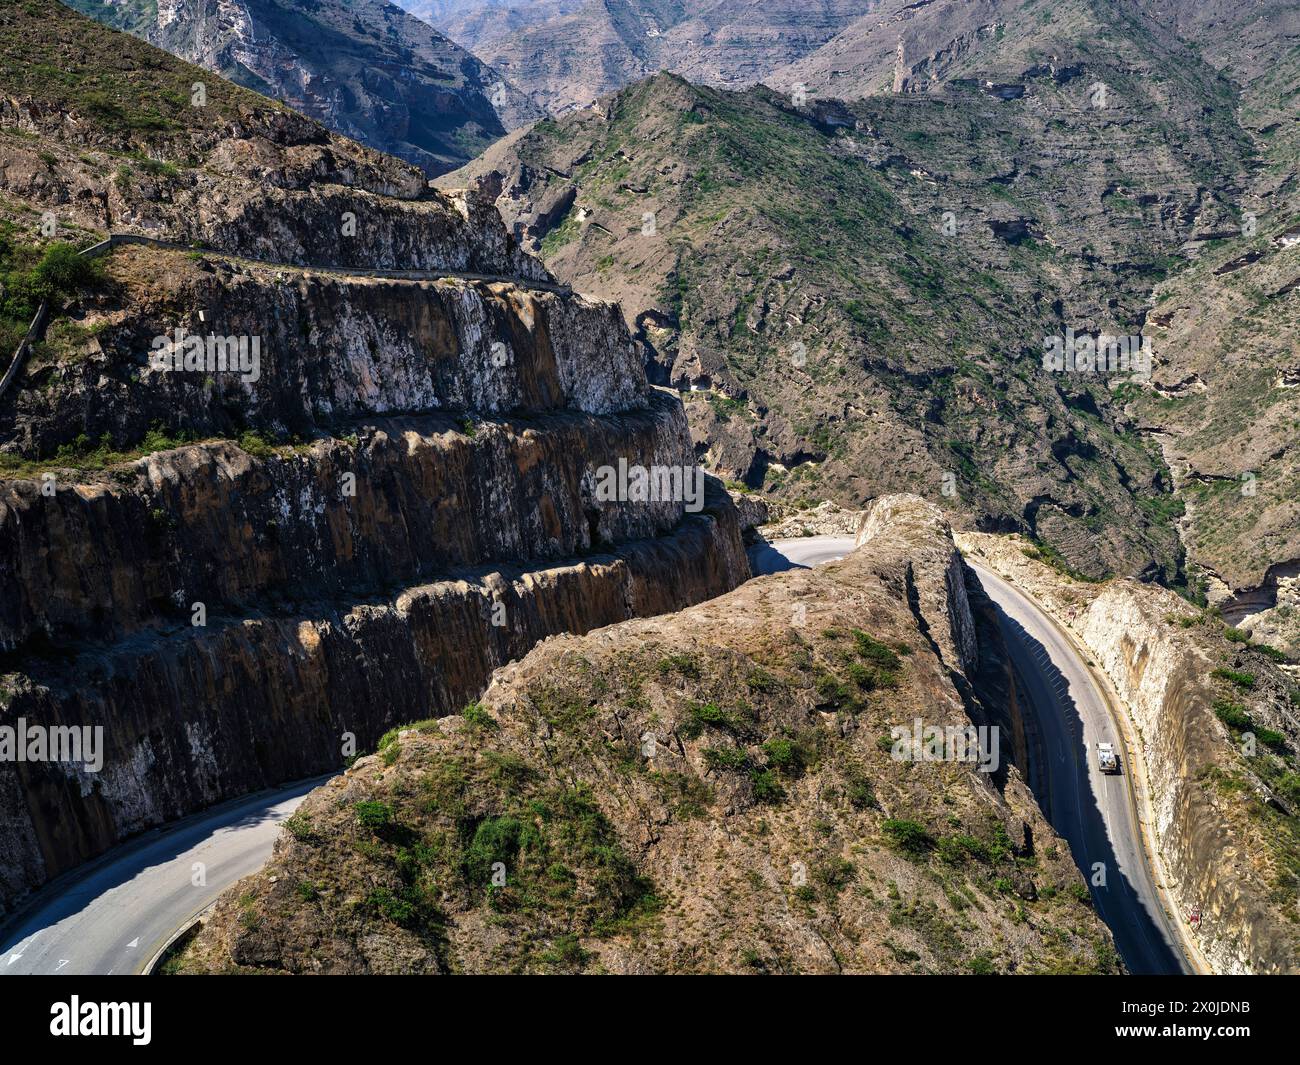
xmin=960 ymin=533 xmax=1300 ymax=974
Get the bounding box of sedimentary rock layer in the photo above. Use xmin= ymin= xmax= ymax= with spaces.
xmin=0 ymin=485 xmax=747 ymax=918
xmin=6 ymin=248 xmax=643 ymax=457
xmin=0 ymin=392 xmax=694 ymax=649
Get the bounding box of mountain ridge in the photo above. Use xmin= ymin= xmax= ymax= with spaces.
xmin=64 ymin=0 xmax=540 ymax=175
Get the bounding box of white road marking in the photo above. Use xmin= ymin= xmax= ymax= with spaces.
xmin=7 ymin=932 xmax=37 ymax=965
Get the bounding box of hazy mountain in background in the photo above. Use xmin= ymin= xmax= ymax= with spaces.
xmin=394 ymin=0 xmax=873 ymax=114
xmin=438 ymin=0 xmax=1297 ymax=591
xmin=65 ymin=0 xmax=540 ymax=175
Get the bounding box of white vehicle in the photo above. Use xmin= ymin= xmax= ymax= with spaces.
xmin=1097 ymin=742 xmax=1119 ymax=774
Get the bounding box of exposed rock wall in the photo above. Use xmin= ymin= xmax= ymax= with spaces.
xmin=959 ymin=533 xmax=1300 ymax=974
xmin=0 ymin=394 xmax=694 ymax=650
xmin=0 ymin=484 xmax=746 ymax=917
xmin=5 ymin=249 xmax=637 ymax=458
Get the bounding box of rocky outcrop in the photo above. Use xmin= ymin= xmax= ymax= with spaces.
xmin=4 ymin=247 xmax=636 ymax=458
xmin=0 ymin=2 xmax=544 ymax=278
xmin=0 ymin=392 xmax=697 ymax=650
xmin=760 ymin=500 xmax=865 ymax=540
xmin=858 ymin=495 xmax=978 ymax=675
xmin=0 ymin=128 xmax=545 ymax=280
xmin=171 ymin=495 xmax=1121 ymax=974
xmin=960 ymin=533 xmax=1300 ymax=974
xmin=0 ymin=256 xmax=749 ymax=917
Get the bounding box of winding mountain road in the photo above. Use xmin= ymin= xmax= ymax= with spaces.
xmin=747 ymin=535 xmax=853 ymax=573
xmin=0 ymin=777 xmax=330 ymax=976
xmin=750 ymin=537 xmax=1198 ymax=975
xmin=971 ymin=562 xmax=1195 ymax=974
xmin=2 ymin=536 xmax=1199 ymax=976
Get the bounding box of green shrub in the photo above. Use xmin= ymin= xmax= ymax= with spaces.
xmin=1253 ymin=643 xmax=1289 ymax=663
xmin=882 ymin=819 xmax=934 ymax=857
xmin=463 ymin=816 xmax=523 ymax=885
xmin=656 ymin=653 xmax=702 ymax=679
xmin=462 ymin=701 xmax=497 ymax=730
xmin=1255 ymin=727 xmax=1288 ymax=753
xmin=283 ymin=813 xmax=316 ymax=842
xmin=365 ymin=887 xmax=418 ymax=927
xmin=852 ymin=630 xmax=902 ymax=672
xmin=237 ymin=430 xmax=275 ymax=458
xmin=32 ymin=242 xmax=101 ymax=300
xmin=1213 ymin=698 xmax=1251 ymax=730
xmin=937 ymin=834 xmax=992 ymax=864
xmin=539 ymin=933 xmax=590 ymax=968
xmin=681 ymin=700 xmax=732 ymax=737
xmin=761 ymin=736 xmax=806 ymax=776
xmin=1212 ymin=667 xmax=1256 ymax=690
xmin=703 ymin=745 xmax=749 ymax=771
xmin=353 ymin=800 xmax=395 ymax=830
xmin=813 ymin=858 xmax=856 ymax=893
xmin=749 ymin=769 xmax=785 ymax=804
xmin=844 ymin=768 xmax=876 ymax=809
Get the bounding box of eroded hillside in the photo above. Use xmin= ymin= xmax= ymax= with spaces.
xmin=173 ymin=496 xmax=1122 ymax=975
xmin=398 ymin=0 xmax=868 ymax=115
xmin=442 ymin=56 xmax=1252 ymax=582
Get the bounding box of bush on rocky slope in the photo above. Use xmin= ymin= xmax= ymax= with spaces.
xmin=175 ymin=497 xmax=1120 ymax=974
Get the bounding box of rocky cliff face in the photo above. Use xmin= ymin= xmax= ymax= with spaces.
xmin=4 ymin=245 xmax=638 ymax=459
xmin=171 ymin=496 xmax=1121 ymax=974
xmin=960 ymin=533 xmax=1300 ymax=974
xmin=0 ymin=1 xmax=747 ymax=918
xmin=65 ymin=0 xmax=540 ymax=176
xmin=398 ymin=0 xmax=868 ymax=115
xmin=0 ymin=388 xmax=697 ymax=650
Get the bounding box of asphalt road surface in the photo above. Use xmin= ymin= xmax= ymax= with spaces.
xmin=752 ymin=537 xmax=1193 ymax=974
xmin=0 ymin=777 xmax=329 ymax=976
xmin=747 ymin=535 xmax=853 ymax=574
xmin=971 ymin=562 xmax=1191 ymax=974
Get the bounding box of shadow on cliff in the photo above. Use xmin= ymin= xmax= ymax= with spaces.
xmin=0 ymin=775 xmax=333 ymax=963
xmin=987 ymin=604 xmax=1186 ymax=976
